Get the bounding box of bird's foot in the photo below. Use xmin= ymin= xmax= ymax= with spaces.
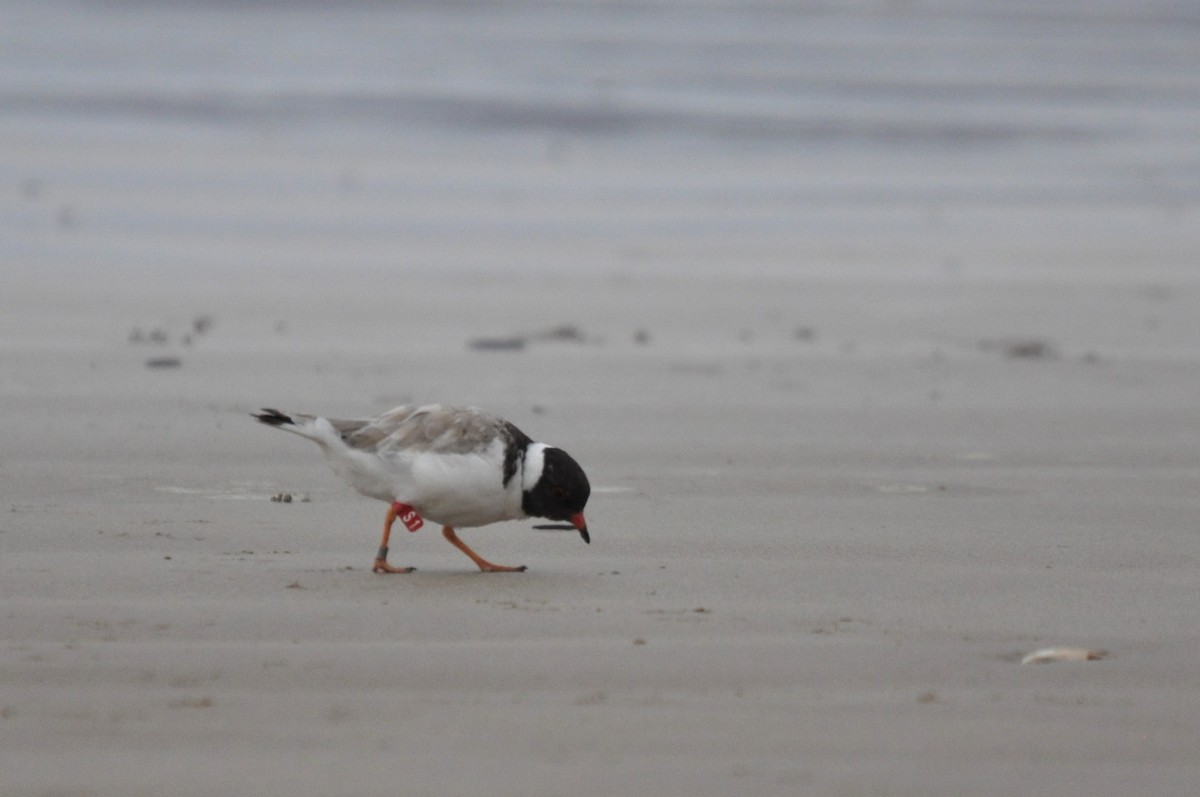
xmin=478 ymin=563 xmax=528 ymax=573
xmin=372 ymin=546 xmax=414 ymax=574
xmin=441 ymin=527 xmax=527 ymax=573
xmin=373 ymin=559 xmax=415 ymax=574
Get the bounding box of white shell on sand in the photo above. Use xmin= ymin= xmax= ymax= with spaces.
xmin=1021 ymin=647 xmax=1107 ymax=665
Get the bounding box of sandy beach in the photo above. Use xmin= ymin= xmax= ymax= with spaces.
xmin=4 ymin=2 xmax=1200 ymax=795
xmin=5 ymin=264 xmax=1200 ymax=796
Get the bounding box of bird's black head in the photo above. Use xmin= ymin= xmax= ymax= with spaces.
xmin=522 ymin=446 xmax=591 ymax=543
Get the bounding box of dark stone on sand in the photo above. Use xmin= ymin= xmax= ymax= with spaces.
xmin=536 ymin=324 xmax=586 ymax=342
xmin=145 ymin=357 xmax=182 ymax=369
xmin=469 ymin=337 xmax=526 ymax=351
xmin=979 ymin=338 xmax=1059 ymax=360
xmin=1002 ymin=339 xmax=1057 ymax=359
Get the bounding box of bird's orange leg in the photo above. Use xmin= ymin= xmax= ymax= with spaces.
xmin=373 ymin=502 xmax=415 ymax=574
xmin=442 ymin=526 xmax=526 ymax=573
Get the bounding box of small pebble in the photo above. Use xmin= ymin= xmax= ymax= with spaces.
xmin=145 ymin=357 xmax=181 ymax=369
xmin=469 ymin=337 xmax=526 ymax=352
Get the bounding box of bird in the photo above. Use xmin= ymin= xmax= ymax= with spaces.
xmin=252 ymin=403 xmax=590 ymax=573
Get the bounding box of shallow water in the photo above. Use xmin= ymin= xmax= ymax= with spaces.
xmin=4 ymin=1 xmax=1199 ymax=279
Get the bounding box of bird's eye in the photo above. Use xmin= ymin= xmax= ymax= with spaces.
xmin=550 ymin=485 xmax=568 ymax=499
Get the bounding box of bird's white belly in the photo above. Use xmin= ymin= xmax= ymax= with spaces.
xmin=406 ymin=447 xmax=522 ymax=527
xmin=322 ymin=438 xmax=522 ymax=528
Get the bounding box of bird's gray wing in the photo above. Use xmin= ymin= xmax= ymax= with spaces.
xmin=335 ymin=404 xmax=505 ymax=457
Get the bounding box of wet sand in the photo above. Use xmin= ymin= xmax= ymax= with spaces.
xmin=4 ymin=263 xmax=1200 ymax=797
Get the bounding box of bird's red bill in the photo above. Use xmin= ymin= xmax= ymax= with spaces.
xmin=570 ymin=512 xmax=590 ymax=544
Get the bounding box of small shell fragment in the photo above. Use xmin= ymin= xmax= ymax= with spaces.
xmin=1020 ymin=647 xmax=1107 ymax=665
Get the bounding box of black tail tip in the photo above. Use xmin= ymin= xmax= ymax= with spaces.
xmin=252 ymin=408 xmax=293 ymax=427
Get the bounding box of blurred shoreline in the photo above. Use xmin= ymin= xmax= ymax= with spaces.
xmin=4 ymin=0 xmax=1199 ymax=282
